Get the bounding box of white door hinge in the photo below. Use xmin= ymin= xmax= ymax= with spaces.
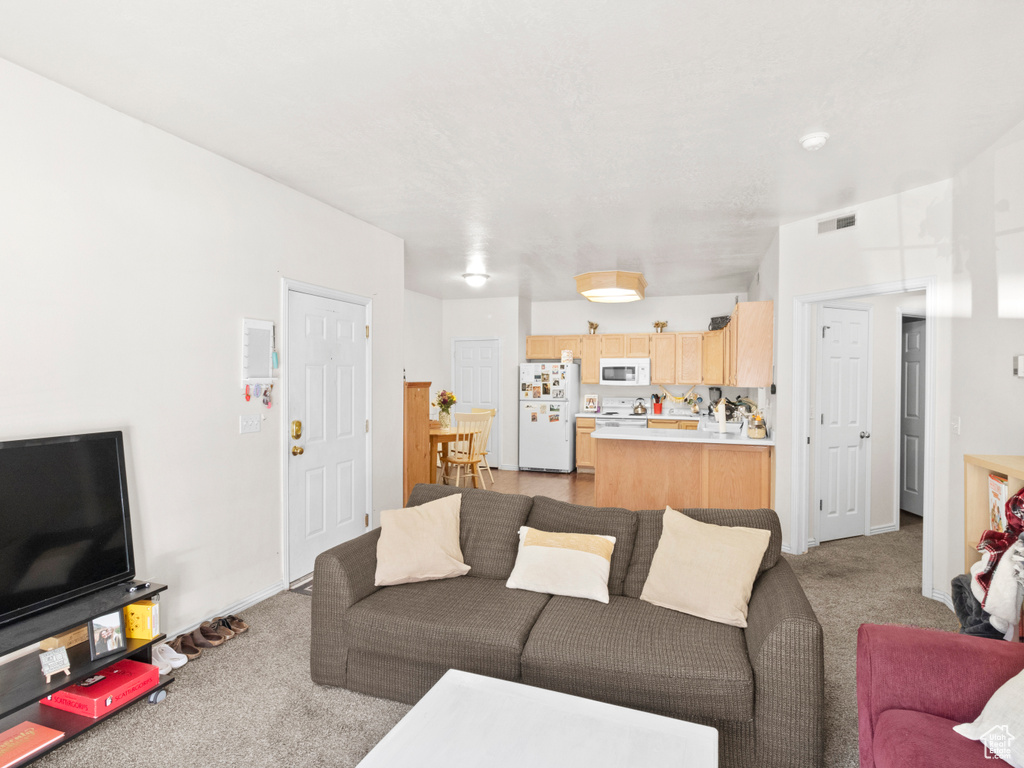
xmin=365 ymin=419 xmax=369 ymax=433
xmin=364 ymin=513 xmax=370 ymax=527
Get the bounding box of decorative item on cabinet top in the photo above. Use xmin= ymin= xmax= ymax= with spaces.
xmin=587 ymin=321 xmax=599 ymax=334
xmin=653 ymin=321 xmax=668 ymax=333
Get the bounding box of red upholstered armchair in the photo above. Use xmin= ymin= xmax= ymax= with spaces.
xmin=857 ymin=623 xmax=1024 ymax=767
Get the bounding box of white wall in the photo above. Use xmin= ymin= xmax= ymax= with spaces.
xmin=776 ymin=180 xmax=955 ymax=601
xmin=442 ymin=297 xmax=523 ymax=469
xmin=403 ymin=289 xmax=445 ymax=387
xmin=948 ymin=115 xmax=1024 ymax=567
xmin=531 ymin=293 xmax=744 ymax=336
xmin=0 ymin=61 xmax=405 ymax=634
xmin=748 ymin=232 xmax=780 ymax=426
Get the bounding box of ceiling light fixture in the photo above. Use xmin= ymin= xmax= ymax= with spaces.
xmin=799 ymin=132 xmax=830 ymax=151
xmin=574 ymin=270 xmax=647 ymax=303
xmin=462 ymin=273 xmax=489 ymax=288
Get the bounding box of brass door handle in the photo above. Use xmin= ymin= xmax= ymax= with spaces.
xmin=292 ymin=446 xmax=304 ymax=456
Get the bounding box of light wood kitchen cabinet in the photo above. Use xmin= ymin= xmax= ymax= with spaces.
xmin=702 ymin=329 xmax=726 ymax=385
xmin=647 ymin=419 xmax=679 ymax=429
xmin=625 ymin=334 xmax=651 ymax=358
xmin=650 ymin=333 xmax=676 ymax=384
xmin=525 ymin=335 xmax=556 ymax=360
xmin=676 ymin=333 xmax=703 ymax=384
xmin=728 ymin=301 xmax=773 ymax=386
xmin=554 ymin=335 xmax=581 ymax=359
xmin=702 ymin=443 xmax=772 ymax=509
xmin=576 ymin=417 xmax=596 ymax=471
xmin=580 ymin=335 xmax=600 ymax=384
xmin=599 ymin=334 xmax=625 ymax=358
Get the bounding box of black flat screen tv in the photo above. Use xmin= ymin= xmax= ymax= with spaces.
xmin=0 ymin=431 xmax=135 ymax=626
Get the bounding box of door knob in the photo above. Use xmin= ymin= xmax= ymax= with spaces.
xmin=292 ymin=446 xmax=304 ymax=456
xmin=291 ymin=420 xmax=303 ymax=440
xmin=860 ymin=431 xmax=871 ymax=439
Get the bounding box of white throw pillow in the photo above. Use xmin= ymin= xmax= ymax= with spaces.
xmin=954 ymin=667 xmax=1024 ymax=768
xmin=639 ymin=507 xmax=771 ymax=627
xmin=374 ymin=494 xmax=470 ymax=586
xmin=506 ymin=526 xmax=616 ymax=603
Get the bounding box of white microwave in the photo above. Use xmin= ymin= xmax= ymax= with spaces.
xmin=599 ymin=358 xmax=651 ymax=386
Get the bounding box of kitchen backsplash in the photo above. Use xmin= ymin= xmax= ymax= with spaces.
xmin=576 ymin=385 xmax=758 ymax=417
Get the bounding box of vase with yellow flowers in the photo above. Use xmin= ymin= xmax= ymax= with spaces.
xmin=433 ymin=389 xmax=457 ymax=430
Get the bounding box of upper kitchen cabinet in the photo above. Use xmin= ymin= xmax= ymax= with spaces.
xmin=525 ymin=335 xmax=557 ymax=360
xmin=580 ymin=335 xmax=600 ymax=384
xmin=675 ymin=333 xmax=702 ymax=384
xmin=650 ymin=333 xmax=677 ymax=384
xmin=554 ymin=335 xmax=581 ymax=359
xmin=727 ymin=301 xmax=773 ymax=386
xmin=701 ymin=329 xmax=726 ymax=384
xmin=625 ymin=334 xmax=650 ymax=358
xmin=599 ymin=334 xmax=625 ymax=358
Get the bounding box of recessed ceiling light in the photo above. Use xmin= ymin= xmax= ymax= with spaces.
xmin=799 ymin=132 xmax=830 ymax=151
xmin=574 ymin=271 xmax=647 ymax=303
xmin=462 ymin=273 xmax=489 ymax=288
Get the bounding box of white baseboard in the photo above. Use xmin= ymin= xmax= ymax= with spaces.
xmin=930 ymin=589 xmax=955 ymax=612
xmin=781 ymin=543 xmax=793 ymax=554
xmin=499 ymin=464 xmax=519 ymax=471
xmin=168 ymin=580 xmax=286 ymax=639
xmin=869 ymin=523 xmax=899 ymax=535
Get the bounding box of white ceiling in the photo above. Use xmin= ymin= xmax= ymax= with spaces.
xmin=2 ymin=1 xmax=1024 ymax=300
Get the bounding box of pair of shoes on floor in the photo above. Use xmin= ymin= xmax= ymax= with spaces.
xmin=152 ymin=642 xmax=189 ymax=675
xmin=190 ymin=614 xmax=251 ymax=649
xmin=169 ymin=633 xmax=202 ymax=660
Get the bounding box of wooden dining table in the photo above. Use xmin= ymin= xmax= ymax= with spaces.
xmin=428 ymin=427 xmax=482 ymax=488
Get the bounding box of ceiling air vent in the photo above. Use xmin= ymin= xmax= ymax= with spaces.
xmin=818 ymin=213 xmax=857 ymax=234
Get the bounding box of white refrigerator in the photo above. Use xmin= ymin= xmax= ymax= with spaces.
xmin=518 ymin=363 xmax=579 ymax=472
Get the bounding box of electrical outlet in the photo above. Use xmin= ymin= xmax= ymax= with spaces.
xmin=239 ymin=415 xmax=261 ymax=434
xmin=952 ymin=416 xmax=961 ymax=436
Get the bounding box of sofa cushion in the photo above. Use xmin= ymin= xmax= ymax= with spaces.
xmin=521 ymin=595 xmax=754 ymax=722
xmin=342 ymin=576 xmax=549 ymax=680
xmin=872 ymin=709 xmax=999 ymax=768
xmin=623 ymin=507 xmax=782 ymax=599
xmin=506 ymin=527 xmax=616 ymax=603
xmin=375 ymin=494 xmax=470 ymax=586
xmin=406 ymin=484 xmax=533 ymax=579
xmin=524 ymin=496 xmax=637 ymax=596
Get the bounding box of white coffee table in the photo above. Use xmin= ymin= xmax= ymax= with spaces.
xmin=357 ymin=669 xmax=718 ymax=767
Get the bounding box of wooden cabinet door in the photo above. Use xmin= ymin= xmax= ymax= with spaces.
xmin=650 ymin=333 xmax=676 ymax=384
xmin=701 ymin=330 xmax=725 ymax=385
xmin=600 ymin=334 xmax=625 ymax=358
xmin=647 ymin=419 xmax=679 ymax=429
xmin=725 ymin=318 xmax=737 ymax=386
xmin=625 ymin=334 xmax=650 ymax=358
xmin=576 ymin=418 xmax=596 ymax=469
xmin=403 ymin=382 xmax=432 ymax=501
xmin=733 ymin=301 xmax=774 ymax=386
xmin=554 ymin=335 xmax=581 ymax=359
xmin=526 ymin=336 xmax=556 ymax=360
xmin=701 ymin=444 xmax=771 ymax=509
xmin=676 ymin=333 xmax=703 ymax=384
xmin=580 ymin=335 xmax=600 ymax=384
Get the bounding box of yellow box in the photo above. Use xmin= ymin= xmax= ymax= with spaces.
xmin=39 ymin=624 xmax=88 ymax=651
xmin=123 ymin=600 xmax=160 ymax=640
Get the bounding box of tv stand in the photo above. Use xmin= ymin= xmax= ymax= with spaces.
xmin=0 ymin=582 xmax=171 ymax=765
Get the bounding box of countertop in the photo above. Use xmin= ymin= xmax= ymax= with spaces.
xmin=591 ymin=425 xmax=775 ymax=446
xmin=575 ymin=412 xmax=700 ymax=420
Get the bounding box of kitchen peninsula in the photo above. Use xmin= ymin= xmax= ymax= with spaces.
xmin=592 ymin=425 xmax=773 ymax=510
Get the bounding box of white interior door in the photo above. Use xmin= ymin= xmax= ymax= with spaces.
xmin=900 ymin=317 xmax=926 ymax=516
xmin=287 ymin=289 xmax=369 ymax=581
xmin=452 ymin=339 xmax=500 ymax=463
xmin=816 ymin=305 xmax=871 ymax=542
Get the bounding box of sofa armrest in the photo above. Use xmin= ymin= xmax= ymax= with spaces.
xmin=744 ymin=558 xmax=825 ymax=768
xmin=310 ymin=528 xmax=381 ymax=686
xmin=857 ymin=623 xmax=1024 ymax=768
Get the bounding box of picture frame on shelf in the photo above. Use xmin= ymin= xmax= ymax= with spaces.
xmin=583 ymin=394 xmax=599 ymax=412
xmin=87 ymin=610 xmax=127 ymax=661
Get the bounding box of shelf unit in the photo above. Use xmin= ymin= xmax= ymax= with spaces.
xmin=964 ymin=455 xmax=1024 ymax=571
xmin=0 ymin=581 xmax=171 ymax=766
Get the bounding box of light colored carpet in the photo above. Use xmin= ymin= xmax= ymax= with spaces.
xmin=34 ymin=513 xmax=958 ymax=767
xmin=784 ymin=512 xmax=960 ymax=768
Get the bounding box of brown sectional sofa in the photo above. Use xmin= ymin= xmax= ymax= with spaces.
xmin=311 ymin=484 xmax=824 ymax=768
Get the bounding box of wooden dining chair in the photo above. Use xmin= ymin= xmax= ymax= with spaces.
xmin=439 ymin=412 xmax=490 ymax=488
xmin=470 ymin=407 xmax=497 ymax=488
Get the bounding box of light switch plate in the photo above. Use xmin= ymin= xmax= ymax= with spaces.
xmin=240 ymin=415 xmax=261 ymax=434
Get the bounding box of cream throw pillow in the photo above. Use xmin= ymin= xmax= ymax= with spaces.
xmin=374 ymin=494 xmax=471 ymax=586
xmin=506 ymin=527 xmax=616 ymax=603
xmin=954 ymin=668 xmax=1024 ymax=768
xmin=640 ymin=507 xmax=771 ymax=627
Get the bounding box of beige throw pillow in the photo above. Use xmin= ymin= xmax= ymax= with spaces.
xmin=374 ymin=494 xmax=470 ymax=586
xmin=954 ymin=668 xmax=1024 ymax=768
xmin=506 ymin=527 xmax=616 ymax=603
xmin=640 ymin=507 xmax=770 ymax=627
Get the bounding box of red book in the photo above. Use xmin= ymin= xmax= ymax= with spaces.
xmin=40 ymin=659 xmax=159 ymax=719
xmin=0 ymin=722 xmax=63 ymax=768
